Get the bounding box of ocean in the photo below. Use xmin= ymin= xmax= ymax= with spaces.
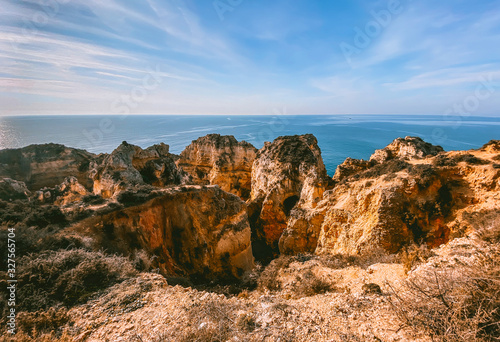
xmin=0 ymin=114 xmax=498 ymax=176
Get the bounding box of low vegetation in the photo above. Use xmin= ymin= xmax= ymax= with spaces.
xmin=389 ymin=222 xmax=500 ymax=342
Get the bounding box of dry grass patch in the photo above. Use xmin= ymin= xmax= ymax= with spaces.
xmin=389 ymin=222 xmax=500 ymax=341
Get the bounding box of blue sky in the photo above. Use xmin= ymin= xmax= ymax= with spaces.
xmin=1 ymin=0 xmax=499 ymax=115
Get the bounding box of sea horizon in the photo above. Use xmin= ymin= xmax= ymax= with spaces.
xmin=1 ymin=114 xmax=498 ymax=176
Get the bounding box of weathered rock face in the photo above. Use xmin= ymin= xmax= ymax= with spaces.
xmin=0 ymin=144 xmax=95 ymax=191
xmin=281 ymin=137 xmax=500 ymax=257
xmin=332 ymin=157 xmax=373 ymax=183
xmin=78 ymin=185 xmax=254 ymax=281
xmin=369 ymin=136 xmax=444 ymax=164
xmin=248 ymin=134 xmax=330 ymax=260
xmin=34 ymin=176 xmax=90 ymax=205
xmin=90 ymin=142 xmax=188 ymax=198
xmin=316 ymin=165 xmax=457 ymax=255
xmin=177 ymin=134 xmax=257 ymax=200
xmin=0 ymin=178 xmax=30 ymax=201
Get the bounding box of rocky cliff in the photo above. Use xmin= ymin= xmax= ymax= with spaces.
xmin=1 ymin=135 xmax=498 ymax=273
xmin=248 ymin=134 xmax=331 ymax=261
xmin=0 ymin=143 xmax=95 ymax=191
xmin=90 ymin=142 xmax=188 ymax=198
xmin=282 ymin=137 xmax=500 ymax=257
xmin=75 ymin=185 xmax=254 ymax=281
xmin=2 ymin=134 xmax=499 ymax=342
xmin=177 ymin=134 xmax=257 ymax=200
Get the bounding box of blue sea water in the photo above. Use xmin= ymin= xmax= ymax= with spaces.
xmin=0 ymin=114 xmax=498 ymax=176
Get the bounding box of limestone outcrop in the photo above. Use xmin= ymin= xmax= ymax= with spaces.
xmin=90 ymin=142 xmax=188 ymax=198
xmin=0 ymin=143 xmax=95 ymax=190
xmin=77 ymin=185 xmax=254 ymax=281
xmin=34 ymin=176 xmax=90 ymax=205
xmin=248 ymin=134 xmax=330 ymax=260
xmin=281 ymin=137 xmax=500 ymax=257
xmin=1 ymin=135 xmax=498 ymax=269
xmin=369 ymin=136 xmax=444 ymax=164
xmin=177 ymin=134 xmax=257 ymax=200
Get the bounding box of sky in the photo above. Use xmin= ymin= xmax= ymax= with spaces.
xmin=1 ymin=0 xmax=499 ymax=116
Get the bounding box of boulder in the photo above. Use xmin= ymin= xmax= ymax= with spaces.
xmin=369 ymin=136 xmax=444 ymax=164
xmin=34 ymin=176 xmax=90 ymax=205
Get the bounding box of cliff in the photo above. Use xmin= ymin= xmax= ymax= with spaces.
xmin=282 ymin=137 xmax=500 ymax=257
xmin=90 ymin=142 xmax=188 ymax=198
xmin=0 ymin=143 xmax=95 ymax=191
xmin=74 ymin=185 xmax=254 ymax=281
xmin=1 ymin=135 xmax=498 ymax=262
xmin=177 ymin=134 xmax=257 ymax=200
xmin=248 ymin=134 xmax=331 ymax=261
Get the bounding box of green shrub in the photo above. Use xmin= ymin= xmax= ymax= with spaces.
xmin=0 ymin=225 xmax=84 ymax=271
xmin=2 ymin=249 xmax=136 ymax=314
xmin=25 ymin=205 xmax=67 ymax=228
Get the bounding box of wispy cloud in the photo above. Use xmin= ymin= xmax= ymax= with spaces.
xmin=1 ymin=0 xmax=499 ymax=115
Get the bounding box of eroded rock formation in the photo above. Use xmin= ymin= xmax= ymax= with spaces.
xmin=2 ymin=135 xmax=498 ymax=274
xmin=0 ymin=143 xmax=95 ymax=190
xmin=77 ymin=185 xmax=254 ymax=281
xmin=369 ymin=136 xmax=444 ymax=164
xmin=34 ymin=176 xmax=90 ymax=205
xmin=90 ymin=142 xmax=187 ymax=198
xmin=282 ymin=137 xmax=500 ymax=257
xmin=248 ymin=134 xmax=331 ymax=260
xmin=177 ymin=134 xmax=257 ymax=200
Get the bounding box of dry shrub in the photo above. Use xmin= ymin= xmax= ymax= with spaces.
xmin=156 ymin=298 xmax=238 ymax=342
xmin=257 ymin=255 xmax=294 ymax=291
xmin=399 ymin=243 xmax=436 ymax=273
xmin=317 ymin=253 xmax=358 ymax=269
xmin=293 ymin=270 xmax=334 ymax=297
xmin=0 ymin=224 xmax=84 ymax=272
xmin=12 ymin=249 xmax=136 ymax=311
xmin=319 ymin=249 xmax=397 ymax=270
xmin=257 ymin=255 xmax=336 ymax=297
xmin=16 ymin=308 xmax=69 ymax=336
xmin=389 ymin=247 xmax=500 ymax=341
xmin=0 ymin=250 xmax=137 ymax=338
xmin=0 ymin=330 xmax=74 ymax=342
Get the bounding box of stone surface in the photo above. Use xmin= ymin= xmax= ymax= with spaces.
xmin=34 ymin=176 xmax=90 ymax=205
xmin=77 ymin=185 xmax=254 ymax=281
xmin=282 ymin=137 xmax=500 ymax=257
xmin=177 ymin=134 xmax=257 ymax=200
xmin=332 ymin=157 xmax=373 ymax=183
xmin=315 ymin=166 xmax=456 ymax=255
xmin=90 ymin=142 xmax=187 ymax=198
xmin=0 ymin=143 xmax=95 ymax=191
xmin=369 ymin=136 xmax=444 ymax=164
xmin=247 ymin=134 xmax=330 ymax=260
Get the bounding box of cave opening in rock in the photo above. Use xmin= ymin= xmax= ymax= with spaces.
xmin=283 ymin=195 xmax=299 ymax=216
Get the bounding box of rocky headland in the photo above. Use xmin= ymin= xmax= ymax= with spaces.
xmin=1 ymin=134 xmax=499 ymax=341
